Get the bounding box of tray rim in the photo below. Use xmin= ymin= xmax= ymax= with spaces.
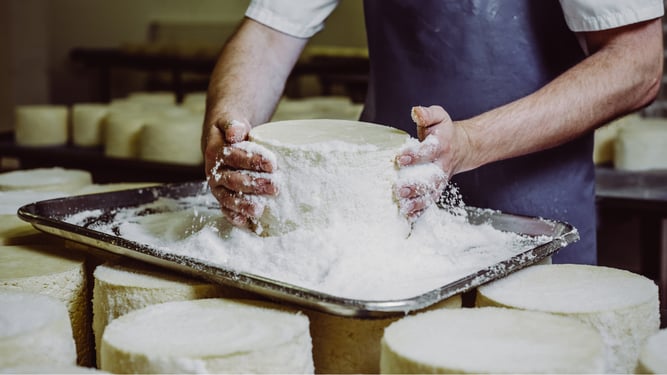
xmin=17 ymin=181 xmax=579 ymax=318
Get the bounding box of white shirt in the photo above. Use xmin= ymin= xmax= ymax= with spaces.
xmin=246 ymin=0 xmax=664 ymax=38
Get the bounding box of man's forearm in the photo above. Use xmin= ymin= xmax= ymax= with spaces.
xmin=457 ymin=18 xmax=663 ymax=174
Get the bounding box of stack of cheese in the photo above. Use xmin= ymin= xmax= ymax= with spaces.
xmin=99 ymin=298 xmax=314 ymax=373
xmin=475 ymin=264 xmax=660 ymax=373
xmin=271 ymin=96 xmax=363 ymax=122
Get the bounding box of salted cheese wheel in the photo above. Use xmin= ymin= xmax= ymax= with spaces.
xmin=614 ymin=117 xmax=667 ymax=171
xmin=0 ymin=244 xmax=92 ymax=366
xmin=103 ymin=111 xmax=157 ymax=159
xmin=0 ymin=167 xmax=92 ymax=192
xmin=139 ymin=114 xmax=204 ymax=165
xmin=476 ymin=264 xmax=660 ymax=373
xmin=0 ymin=291 xmax=77 ymax=368
xmin=14 ymin=105 xmax=69 ymax=146
xmin=72 ymin=103 xmax=109 ymax=147
xmin=306 ymin=294 xmax=461 ymax=374
xmin=380 ymin=307 xmax=605 ymax=373
xmin=92 ymin=260 xmax=249 ymax=364
xmin=99 ymin=298 xmax=313 ymax=373
xmin=248 ymin=119 xmax=410 ymax=236
xmin=637 ymin=329 xmax=667 ymax=374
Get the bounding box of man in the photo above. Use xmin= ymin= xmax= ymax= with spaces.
xmin=202 ymin=0 xmax=664 ymax=264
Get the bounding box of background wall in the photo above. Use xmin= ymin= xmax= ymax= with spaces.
xmin=0 ymin=0 xmax=367 ymax=132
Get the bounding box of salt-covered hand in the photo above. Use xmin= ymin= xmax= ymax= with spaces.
xmin=203 ymin=118 xmax=277 ymax=228
xmin=395 ymin=105 xmax=467 ymax=221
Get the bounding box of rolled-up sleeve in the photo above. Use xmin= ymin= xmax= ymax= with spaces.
xmin=559 ymin=0 xmax=664 ymax=32
xmin=246 ymin=0 xmax=340 ymax=38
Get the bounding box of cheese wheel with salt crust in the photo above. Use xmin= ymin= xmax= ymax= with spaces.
xmin=0 ymin=291 xmax=77 ymax=368
xmin=306 ymin=294 xmax=461 ymax=374
xmin=14 ymin=105 xmax=68 ymax=146
xmin=99 ymin=298 xmax=314 ymax=373
xmin=476 ymin=264 xmax=660 ymax=373
xmin=92 ymin=260 xmax=250 ymax=364
xmin=637 ymin=328 xmax=667 ymax=374
xmin=380 ymin=307 xmax=605 ymax=374
xmin=72 ymin=103 xmax=109 ymax=147
xmin=0 ymin=244 xmax=92 ymax=367
xmin=0 ymin=167 xmax=92 ymax=192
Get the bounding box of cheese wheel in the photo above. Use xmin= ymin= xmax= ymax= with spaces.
xmin=248 ymin=119 xmax=410 ymax=236
xmin=637 ymin=329 xmax=667 ymax=374
xmin=614 ymin=117 xmax=667 ymax=171
xmin=72 ymin=103 xmax=109 ymax=147
xmin=103 ymin=111 xmax=157 ymax=159
xmin=593 ymin=114 xmax=636 ymax=165
xmin=139 ymin=114 xmax=204 ymax=165
xmin=0 ymin=291 xmax=77 ymax=368
xmin=99 ymin=298 xmax=314 ymax=373
xmin=476 ymin=264 xmax=660 ymax=373
xmin=0 ymin=244 xmax=92 ymax=367
xmin=0 ymin=364 xmax=107 ymax=374
xmin=0 ymin=167 xmax=92 ymax=192
xmin=182 ymin=92 xmax=206 ymax=114
xmin=380 ymin=307 xmax=605 ymax=374
xmin=0 ymin=214 xmax=61 ymax=246
xmin=306 ymin=294 xmax=461 ymax=374
xmin=14 ymin=105 xmax=69 ymax=146
xmin=92 ymin=260 xmax=249 ymax=364
xmin=126 ymin=91 xmax=176 ymax=106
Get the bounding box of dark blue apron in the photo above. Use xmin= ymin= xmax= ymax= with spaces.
xmin=361 ymin=0 xmax=596 ymax=264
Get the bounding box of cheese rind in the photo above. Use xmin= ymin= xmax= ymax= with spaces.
xmin=139 ymin=114 xmax=203 ymax=165
xmin=72 ymin=103 xmax=109 ymax=147
xmin=0 ymin=291 xmax=77 ymax=368
xmin=100 ymin=298 xmax=313 ymax=373
xmin=14 ymin=105 xmax=69 ymax=146
xmin=380 ymin=307 xmax=605 ymax=374
xmin=614 ymin=117 xmax=667 ymax=171
xmin=637 ymin=329 xmax=667 ymax=374
xmin=476 ymin=264 xmax=660 ymax=373
xmin=0 ymin=167 xmax=92 ymax=192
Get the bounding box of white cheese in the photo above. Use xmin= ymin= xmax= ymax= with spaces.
xmin=72 ymin=103 xmax=109 ymax=147
xmin=14 ymin=105 xmax=69 ymax=147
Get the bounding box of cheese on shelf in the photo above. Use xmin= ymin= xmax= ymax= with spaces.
xmin=99 ymin=298 xmax=313 ymax=373
xmin=72 ymin=103 xmax=109 ymax=147
xmin=476 ymin=264 xmax=660 ymax=373
xmin=14 ymin=105 xmax=69 ymax=147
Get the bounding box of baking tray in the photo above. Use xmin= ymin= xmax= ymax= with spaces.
xmin=17 ymin=181 xmax=579 ymax=318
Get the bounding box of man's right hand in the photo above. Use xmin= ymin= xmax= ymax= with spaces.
xmin=203 ymin=118 xmax=277 ymax=228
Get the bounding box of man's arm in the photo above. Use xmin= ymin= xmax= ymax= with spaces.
xmin=203 ymin=18 xmax=307 ymax=226
xmin=400 ymin=18 xmax=663 ymax=215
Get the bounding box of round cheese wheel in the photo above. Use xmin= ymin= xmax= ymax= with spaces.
xmin=0 ymin=364 xmax=106 ymax=374
xmin=0 ymin=244 xmax=92 ymax=367
xmin=0 ymin=167 xmax=92 ymax=192
xmin=476 ymin=264 xmax=660 ymax=373
xmin=126 ymin=91 xmax=176 ymax=106
xmin=0 ymin=291 xmax=77 ymax=368
xmin=182 ymin=92 xmax=206 ymax=114
xmin=71 ymin=103 xmax=109 ymax=147
xmin=0 ymin=214 xmax=59 ymax=246
xmin=92 ymin=260 xmax=249 ymax=364
xmin=614 ymin=117 xmax=667 ymax=171
xmin=99 ymin=298 xmax=313 ymax=373
xmin=103 ymin=111 xmax=157 ymax=159
xmin=14 ymin=105 xmax=69 ymax=147
xmin=139 ymin=114 xmax=203 ymax=165
xmin=306 ymin=294 xmax=461 ymax=374
xmin=637 ymin=329 xmax=667 ymax=374
xmin=380 ymin=307 xmax=605 ymax=373
xmin=248 ymin=119 xmax=410 ymax=236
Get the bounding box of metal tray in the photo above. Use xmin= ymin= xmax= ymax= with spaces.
xmin=17 ymin=181 xmax=579 ymax=318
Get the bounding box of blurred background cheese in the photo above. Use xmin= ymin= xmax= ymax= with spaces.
xmin=476 ymin=264 xmax=660 ymax=373
xmin=0 ymin=291 xmax=77 ymax=369
xmin=71 ymin=103 xmax=109 ymax=147
xmin=306 ymin=294 xmax=461 ymax=374
xmin=0 ymin=167 xmax=92 ymax=192
xmin=91 ymin=260 xmax=252 ymax=364
xmin=380 ymin=307 xmax=605 ymax=373
xmin=139 ymin=113 xmax=203 ymax=165
xmin=14 ymin=105 xmax=69 ymax=147
xmin=99 ymin=298 xmax=313 ymax=373
xmin=103 ymin=110 xmax=157 ymax=159
xmin=614 ymin=117 xmax=667 ymax=171
xmin=126 ymin=91 xmax=176 ymax=106
xmin=0 ymin=244 xmax=92 ymax=367
xmin=637 ymin=329 xmax=667 ymax=374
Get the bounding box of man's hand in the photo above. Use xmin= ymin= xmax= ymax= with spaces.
xmin=203 ymin=118 xmax=277 ymax=228
xmin=395 ymin=105 xmax=471 ymax=220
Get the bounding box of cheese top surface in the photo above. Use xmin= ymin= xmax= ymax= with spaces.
xmin=94 ymin=262 xmax=211 ymax=288
xmin=640 ymin=329 xmax=667 ymax=372
xmin=0 ymin=291 xmax=67 ymax=337
xmin=478 ymin=264 xmax=658 ymax=313
xmin=0 ymin=245 xmax=83 ymax=280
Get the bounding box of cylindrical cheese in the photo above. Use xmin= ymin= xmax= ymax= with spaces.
xmin=476 ymin=264 xmax=660 ymax=373
xmin=92 ymin=260 xmax=250 ymax=364
xmin=614 ymin=117 xmax=667 ymax=171
xmin=637 ymin=329 xmax=667 ymax=374
xmin=139 ymin=114 xmax=204 ymax=165
xmin=99 ymin=298 xmax=314 ymax=373
xmin=71 ymin=103 xmax=109 ymax=147
xmin=0 ymin=291 xmax=77 ymax=368
xmin=380 ymin=307 xmax=605 ymax=374
xmin=126 ymin=91 xmax=176 ymax=106
xmin=0 ymin=244 xmax=92 ymax=367
xmin=306 ymin=294 xmax=461 ymax=374
xmin=103 ymin=111 xmax=157 ymax=159
xmin=0 ymin=167 xmax=92 ymax=193
xmin=14 ymin=105 xmax=69 ymax=146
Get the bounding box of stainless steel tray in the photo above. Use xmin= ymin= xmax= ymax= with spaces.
xmin=17 ymin=181 xmax=579 ymax=318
